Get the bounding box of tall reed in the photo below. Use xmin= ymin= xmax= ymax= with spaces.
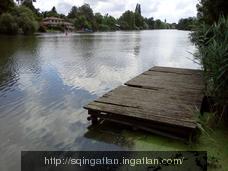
xmin=191 ymin=16 xmax=228 ymax=121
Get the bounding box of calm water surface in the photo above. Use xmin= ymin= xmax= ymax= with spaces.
xmin=0 ymin=30 xmax=199 ymax=170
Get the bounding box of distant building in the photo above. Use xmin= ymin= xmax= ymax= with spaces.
xmin=42 ymin=17 xmax=74 ymax=31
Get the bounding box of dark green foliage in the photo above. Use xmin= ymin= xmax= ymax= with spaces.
xmin=154 ymin=19 xmax=163 ymax=29
xmin=78 ymin=4 xmax=93 ymax=22
xmin=134 ymin=13 xmax=144 ymax=29
xmin=144 ymin=17 xmax=154 ymax=29
xmin=177 ymin=17 xmax=197 ymax=30
xmin=42 ymin=6 xmax=59 ymax=17
xmin=192 ymin=0 xmax=228 ymax=121
xmin=12 ymin=5 xmax=36 ymax=21
xmin=0 ymin=0 xmax=15 ymax=15
xmin=68 ymin=4 xmax=118 ymax=31
xmin=38 ymin=24 xmax=47 ymax=32
xmin=0 ymin=1 xmax=175 ymax=34
xmin=19 ymin=16 xmax=37 ymax=34
xmin=14 ymin=5 xmax=38 ymax=34
xmin=69 ymin=4 xmax=94 ymax=30
xmin=74 ymin=15 xmax=91 ymax=30
xmin=144 ymin=18 xmax=171 ymax=30
xmin=68 ymin=6 xmax=78 ymax=18
xmin=22 ymin=0 xmax=37 ymax=13
xmin=153 ymin=19 xmax=169 ymax=29
xmin=1 ymin=6 xmax=38 ymax=35
xmin=118 ymin=10 xmax=136 ymax=30
xmin=51 ymin=7 xmax=57 ymax=14
xmin=22 ymin=1 xmax=42 ymax=21
xmin=135 ymin=3 xmax=141 ymax=15
xmin=103 ymin=15 xmax=116 ymax=30
xmin=118 ymin=8 xmax=151 ymax=30
xmin=98 ymin=24 xmax=110 ymax=31
xmin=0 ymin=13 xmax=18 ymax=34
xmin=197 ymin=0 xmax=228 ymax=24
xmin=66 ymin=3 xmax=172 ymax=31
xmin=94 ymin=13 xmax=102 ymax=23
xmin=191 ymin=17 xmax=228 ymax=119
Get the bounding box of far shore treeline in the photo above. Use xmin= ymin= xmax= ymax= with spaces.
xmin=0 ymin=0 xmax=195 ymax=35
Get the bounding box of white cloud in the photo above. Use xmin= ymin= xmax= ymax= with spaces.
xmin=33 ymin=0 xmax=198 ymax=23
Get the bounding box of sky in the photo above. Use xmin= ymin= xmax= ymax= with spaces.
xmin=32 ymin=0 xmax=198 ymax=23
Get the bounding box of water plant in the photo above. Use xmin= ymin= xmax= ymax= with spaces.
xmin=191 ymin=16 xmax=228 ymax=122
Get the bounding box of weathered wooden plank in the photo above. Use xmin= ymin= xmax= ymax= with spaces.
xmin=142 ymin=70 xmax=203 ymax=83
xmin=84 ymin=101 xmax=197 ymax=128
xmin=94 ymin=99 xmax=196 ymax=120
xmin=103 ymin=86 xmax=203 ymax=106
xmin=150 ymin=66 xmax=202 ymax=75
xmin=84 ymin=66 xmax=203 ymax=140
xmin=96 ymin=91 xmax=200 ymax=118
xmin=125 ymin=74 xmax=203 ymax=92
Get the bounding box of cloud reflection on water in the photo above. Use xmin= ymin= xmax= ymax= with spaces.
xmin=0 ymin=30 xmax=199 ymax=170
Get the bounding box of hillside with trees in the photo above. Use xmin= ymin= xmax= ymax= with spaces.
xmin=0 ymin=0 xmax=38 ymax=34
xmin=0 ymin=1 xmax=175 ymax=35
xmin=176 ymin=17 xmax=197 ymax=30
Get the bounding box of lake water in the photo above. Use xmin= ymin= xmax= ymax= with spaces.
xmin=0 ymin=30 xmax=199 ymax=170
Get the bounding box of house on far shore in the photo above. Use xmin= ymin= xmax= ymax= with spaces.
xmin=42 ymin=17 xmax=74 ymax=31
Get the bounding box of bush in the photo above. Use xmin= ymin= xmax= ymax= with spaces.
xmin=38 ymin=24 xmax=47 ymax=32
xmin=98 ymin=24 xmax=110 ymax=31
xmin=12 ymin=6 xmax=38 ymax=34
xmin=18 ymin=15 xmax=38 ymax=34
xmin=191 ymin=16 xmax=228 ymax=120
xmin=0 ymin=13 xmax=18 ymax=34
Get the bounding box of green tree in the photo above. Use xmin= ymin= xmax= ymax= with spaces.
xmin=0 ymin=13 xmax=18 ymax=34
xmin=98 ymin=24 xmax=110 ymax=31
xmin=134 ymin=12 xmax=144 ymax=29
xmin=119 ymin=10 xmax=135 ymax=30
xmin=67 ymin=6 xmax=78 ymax=18
xmin=12 ymin=6 xmax=38 ymax=34
xmin=154 ymin=19 xmax=162 ymax=29
xmin=22 ymin=0 xmax=36 ymax=12
xmin=19 ymin=15 xmax=38 ymax=34
xmin=103 ymin=14 xmax=116 ymax=30
xmin=177 ymin=17 xmax=197 ymax=30
xmin=135 ymin=3 xmax=141 ymax=15
xmin=43 ymin=6 xmax=58 ymax=17
xmin=51 ymin=6 xmax=57 ymax=13
xmin=74 ymin=15 xmax=91 ymax=30
xmin=78 ymin=4 xmax=93 ymax=21
xmin=0 ymin=0 xmax=15 ymax=14
xmin=94 ymin=13 xmax=103 ymax=25
xmin=145 ymin=17 xmax=154 ymax=29
xmin=72 ymin=4 xmax=94 ymax=30
xmin=22 ymin=0 xmax=42 ymax=20
xmin=197 ymin=0 xmax=228 ymax=24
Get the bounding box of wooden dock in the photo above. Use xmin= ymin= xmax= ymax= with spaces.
xmin=84 ymin=66 xmax=204 ymax=140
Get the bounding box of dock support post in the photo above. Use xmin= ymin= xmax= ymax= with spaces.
xmin=87 ymin=110 xmax=99 ymax=125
